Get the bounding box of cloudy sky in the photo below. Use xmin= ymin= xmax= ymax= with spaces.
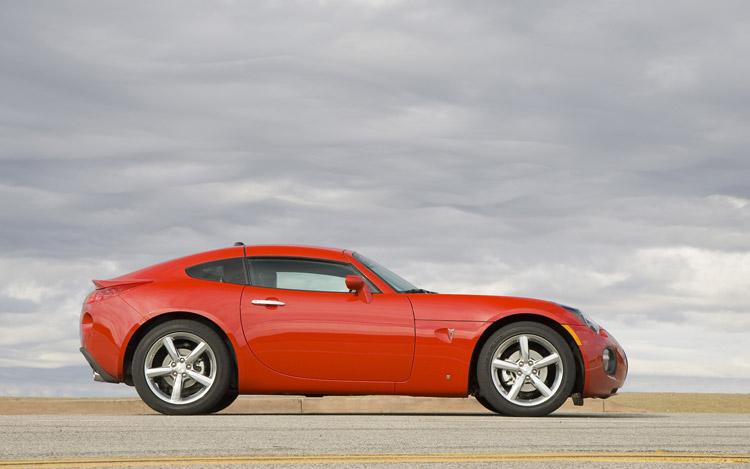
xmin=1 ymin=0 xmax=749 ymax=397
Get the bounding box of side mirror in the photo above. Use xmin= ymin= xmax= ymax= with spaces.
xmin=345 ymin=275 xmax=373 ymax=304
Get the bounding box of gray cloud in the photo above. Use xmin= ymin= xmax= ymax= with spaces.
xmin=1 ymin=0 xmax=749 ymax=395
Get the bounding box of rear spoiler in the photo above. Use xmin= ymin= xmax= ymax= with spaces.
xmin=92 ymin=279 xmax=152 ymax=289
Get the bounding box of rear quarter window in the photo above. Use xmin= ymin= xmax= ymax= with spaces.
xmin=186 ymin=258 xmax=247 ymax=285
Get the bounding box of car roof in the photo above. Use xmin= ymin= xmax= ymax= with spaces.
xmin=243 ymin=244 xmax=349 ymax=261
xmin=107 ymin=244 xmax=352 ymax=283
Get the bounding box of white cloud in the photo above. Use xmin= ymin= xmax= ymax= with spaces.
xmin=643 ymin=57 xmax=700 ymax=93
xmin=606 ymin=316 xmax=750 ymax=383
xmin=2 ymin=283 xmax=52 ymax=304
xmin=634 ymin=247 xmax=750 ymax=304
xmin=1 ymin=0 xmax=750 ymax=395
xmin=708 ymin=194 xmax=750 ymax=210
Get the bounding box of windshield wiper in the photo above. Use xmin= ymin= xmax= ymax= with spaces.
xmin=403 ymin=288 xmax=437 ymax=294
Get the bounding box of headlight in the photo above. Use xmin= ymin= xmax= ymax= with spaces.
xmin=558 ymin=304 xmax=600 ymax=334
xmin=602 ymin=347 xmax=617 ymax=375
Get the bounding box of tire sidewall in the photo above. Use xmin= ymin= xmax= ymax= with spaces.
xmin=477 ymin=321 xmax=576 ymax=417
xmin=132 ymin=320 xmax=232 ymax=415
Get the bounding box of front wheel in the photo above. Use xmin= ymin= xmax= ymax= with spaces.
xmin=132 ymin=320 xmax=233 ymax=415
xmin=477 ymin=322 xmax=575 ymax=417
xmin=473 ymin=393 xmax=503 ymax=414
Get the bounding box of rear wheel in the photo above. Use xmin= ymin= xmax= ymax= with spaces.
xmin=477 ymin=322 xmax=575 ymax=417
xmin=133 ymin=320 xmax=232 ymax=415
xmin=209 ymin=386 xmax=239 ymax=413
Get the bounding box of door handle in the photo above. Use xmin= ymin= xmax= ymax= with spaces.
xmin=252 ymin=299 xmax=286 ymax=306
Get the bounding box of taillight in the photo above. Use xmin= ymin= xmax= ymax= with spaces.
xmin=86 ymin=281 xmax=149 ymax=303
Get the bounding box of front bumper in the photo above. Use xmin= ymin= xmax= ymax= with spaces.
xmin=566 ymin=324 xmax=628 ymax=398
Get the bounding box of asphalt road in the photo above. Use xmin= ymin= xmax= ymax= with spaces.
xmin=1 ymin=412 xmax=748 ymax=468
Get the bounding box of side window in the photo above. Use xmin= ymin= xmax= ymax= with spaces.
xmin=186 ymin=258 xmax=247 ymax=285
xmin=247 ymin=258 xmax=377 ymax=293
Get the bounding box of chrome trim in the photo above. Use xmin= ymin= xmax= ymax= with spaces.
xmin=251 ymin=299 xmax=286 ymax=306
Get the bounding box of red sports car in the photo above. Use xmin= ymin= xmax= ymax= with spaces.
xmin=80 ymin=244 xmax=627 ymax=416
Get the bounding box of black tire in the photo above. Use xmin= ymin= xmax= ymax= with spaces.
xmin=477 ymin=321 xmax=575 ymax=417
xmin=209 ymin=386 xmax=239 ymax=414
xmin=474 ymin=393 xmax=503 ymax=414
xmin=132 ymin=320 xmax=233 ymax=415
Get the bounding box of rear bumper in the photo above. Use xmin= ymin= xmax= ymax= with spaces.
xmin=80 ymin=347 xmax=120 ymax=384
xmin=80 ymin=293 xmax=144 ymax=382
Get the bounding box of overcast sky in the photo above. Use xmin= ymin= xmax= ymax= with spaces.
xmin=1 ymin=0 xmax=749 ymax=397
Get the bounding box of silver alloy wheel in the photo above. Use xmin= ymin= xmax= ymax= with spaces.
xmin=490 ymin=333 xmax=563 ymax=407
xmin=143 ymin=332 xmax=217 ymax=405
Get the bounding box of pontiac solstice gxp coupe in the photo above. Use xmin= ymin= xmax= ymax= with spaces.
xmin=79 ymin=244 xmax=627 ymax=416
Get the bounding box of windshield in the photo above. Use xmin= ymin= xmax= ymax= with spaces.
xmin=352 ymin=252 xmax=419 ymax=293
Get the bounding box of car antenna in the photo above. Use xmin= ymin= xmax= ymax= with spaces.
xmin=233 ymin=242 xmax=245 ymax=246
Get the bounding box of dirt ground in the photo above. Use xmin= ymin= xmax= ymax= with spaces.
xmin=0 ymin=392 xmax=748 ymax=415
xmin=608 ymin=392 xmax=750 ymax=413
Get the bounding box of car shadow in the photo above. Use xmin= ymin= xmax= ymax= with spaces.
xmin=215 ymin=411 xmax=658 ymax=419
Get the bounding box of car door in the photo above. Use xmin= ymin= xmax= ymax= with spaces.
xmin=240 ymin=257 xmax=415 ymax=382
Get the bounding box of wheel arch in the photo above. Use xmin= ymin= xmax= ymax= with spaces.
xmin=123 ymin=311 xmax=238 ymax=388
xmin=468 ymin=313 xmax=585 ymax=398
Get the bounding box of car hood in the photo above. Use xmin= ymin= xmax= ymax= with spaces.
xmin=406 ymin=293 xmax=579 ymax=324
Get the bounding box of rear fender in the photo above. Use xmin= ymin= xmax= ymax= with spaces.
xmin=122 ymin=311 xmax=240 ymax=387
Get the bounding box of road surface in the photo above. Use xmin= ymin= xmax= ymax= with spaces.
xmin=1 ymin=412 xmax=748 ymax=468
